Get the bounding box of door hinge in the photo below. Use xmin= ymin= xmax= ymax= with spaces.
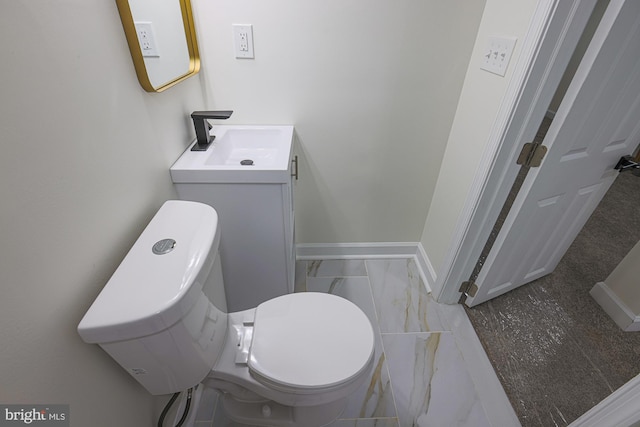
xmin=459 ymin=281 xmax=478 ymax=298
xmin=517 ymin=142 xmax=547 ymax=168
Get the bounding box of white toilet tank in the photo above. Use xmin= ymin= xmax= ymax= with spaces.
xmin=77 ymin=200 xmax=228 ymax=395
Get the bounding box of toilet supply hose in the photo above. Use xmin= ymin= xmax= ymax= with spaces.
xmin=157 ymin=387 xmax=193 ymax=427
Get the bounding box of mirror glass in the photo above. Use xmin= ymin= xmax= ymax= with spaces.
xmin=116 ymin=0 xmax=200 ymax=92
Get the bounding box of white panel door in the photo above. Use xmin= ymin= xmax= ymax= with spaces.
xmin=466 ymin=0 xmax=640 ymax=306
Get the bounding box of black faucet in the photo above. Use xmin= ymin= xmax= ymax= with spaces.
xmin=190 ymin=110 xmax=233 ymax=151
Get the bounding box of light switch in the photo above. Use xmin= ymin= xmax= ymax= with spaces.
xmin=480 ymin=36 xmax=517 ymax=77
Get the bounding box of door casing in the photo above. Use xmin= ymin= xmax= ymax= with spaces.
xmin=434 ymin=1 xmax=640 ymax=425
xmin=435 ymin=0 xmax=598 ymax=304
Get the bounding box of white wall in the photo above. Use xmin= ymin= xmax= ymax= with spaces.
xmin=603 ymin=242 xmax=640 ymax=316
xmin=193 ymin=0 xmax=486 ymax=243
xmin=607 ymin=240 xmax=640 ymax=314
xmin=0 ymin=2 xmax=205 ymax=426
xmin=0 ymin=1 xmax=490 ymax=425
xmin=420 ymin=0 xmax=539 ymax=274
xmin=591 ymin=239 xmax=640 ymax=331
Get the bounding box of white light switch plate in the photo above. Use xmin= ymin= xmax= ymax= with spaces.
xmin=480 ymin=36 xmax=517 ymax=77
xmin=233 ymin=24 xmax=254 ymax=59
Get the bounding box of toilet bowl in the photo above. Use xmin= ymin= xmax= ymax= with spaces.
xmin=77 ymin=200 xmax=375 ymax=426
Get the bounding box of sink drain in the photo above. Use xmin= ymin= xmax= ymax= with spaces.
xmin=240 ymin=159 xmax=254 ymax=166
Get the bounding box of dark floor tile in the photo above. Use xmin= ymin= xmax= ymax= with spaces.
xmin=466 ymin=172 xmax=640 ymax=426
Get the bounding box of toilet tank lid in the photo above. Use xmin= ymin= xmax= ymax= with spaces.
xmin=77 ymin=200 xmax=220 ymax=344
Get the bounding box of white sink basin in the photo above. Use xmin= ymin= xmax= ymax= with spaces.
xmin=170 ymin=125 xmax=294 ymax=183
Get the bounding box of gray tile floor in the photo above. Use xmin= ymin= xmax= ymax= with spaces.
xmin=203 ymin=258 xmax=495 ymax=427
xmin=465 ymin=171 xmax=640 ymax=426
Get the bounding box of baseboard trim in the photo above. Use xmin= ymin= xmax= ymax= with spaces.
xmin=416 ymin=242 xmax=437 ymax=292
xmin=296 ymin=242 xmax=419 ymax=260
xmin=296 ymin=242 xmax=437 ymax=294
xmin=570 ymin=371 xmax=640 ymax=427
xmin=590 ymin=282 xmax=640 ymax=332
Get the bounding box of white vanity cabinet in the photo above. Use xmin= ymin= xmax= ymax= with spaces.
xmin=170 ymin=125 xmax=296 ymax=312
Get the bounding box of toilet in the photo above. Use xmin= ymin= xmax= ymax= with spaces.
xmin=77 ymin=200 xmax=375 ymax=426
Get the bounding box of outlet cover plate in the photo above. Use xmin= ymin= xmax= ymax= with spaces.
xmin=233 ymin=24 xmax=254 ymax=59
xmin=134 ymin=21 xmax=160 ymax=58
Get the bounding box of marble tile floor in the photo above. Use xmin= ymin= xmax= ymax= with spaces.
xmin=198 ymin=258 xmax=513 ymax=427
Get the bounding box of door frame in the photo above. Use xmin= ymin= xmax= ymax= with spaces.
xmin=569 ymin=372 xmax=640 ymax=426
xmin=435 ymin=0 xmax=598 ymax=304
xmin=434 ymin=0 xmax=640 ymax=425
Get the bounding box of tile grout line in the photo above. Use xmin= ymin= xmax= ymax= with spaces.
xmin=379 ymin=331 xmax=453 ymax=335
xmin=306 ymin=260 xmax=401 ymax=424
xmin=364 ymin=259 xmax=401 ymax=425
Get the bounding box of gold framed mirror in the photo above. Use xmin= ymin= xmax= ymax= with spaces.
xmin=116 ymin=0 xmax=200 ymax=92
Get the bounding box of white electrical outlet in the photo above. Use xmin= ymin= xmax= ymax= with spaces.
xmin=233 ymin=24 xmax=254 ymax=59
xmin=480 ymin=36 xmax=516 ymax=77
xmin=134 ymin=22 xmax=160 ymax=57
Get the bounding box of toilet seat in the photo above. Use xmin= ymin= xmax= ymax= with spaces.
xmin=248 ymin=292 xmax=375 ymax=394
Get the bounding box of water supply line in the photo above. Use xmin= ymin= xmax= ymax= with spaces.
xmin=157 ymin=387 xmax=193 ymax=427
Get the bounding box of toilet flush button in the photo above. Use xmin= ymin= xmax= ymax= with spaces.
xmin=152 ymin=239 xmax=176 ymax=255
xmin=261 ymin=405 xmax=271 ymax=418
